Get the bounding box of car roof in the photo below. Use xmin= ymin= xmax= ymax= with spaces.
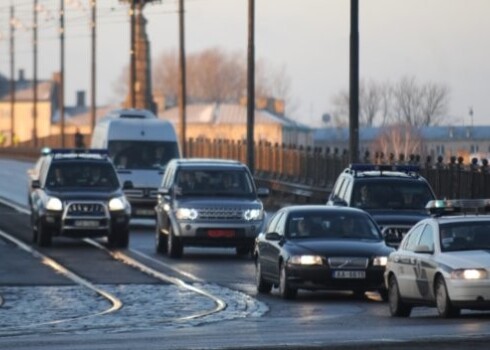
xmin=280 ymin=205 xmax=368 ymax=214
xmin=434 ymin=215 xmax=490 ymax=224
xmin=173 ymin=158 xmax=246 ymax=168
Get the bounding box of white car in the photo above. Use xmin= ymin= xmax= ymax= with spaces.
xmin=384 ymin=199 xmax=490 ymax=318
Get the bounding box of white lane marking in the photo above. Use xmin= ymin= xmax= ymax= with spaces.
xmin=129 ymin=248 xmax=204 ymax=283
xmin=84 ymin=239 xmax=227 ymax=320
xmin=0 ymin=229 xmax=123 ymax=327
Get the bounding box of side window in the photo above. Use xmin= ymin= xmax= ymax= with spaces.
xmin=338 ymin=178 xmax=351 ymax=201
xmin=265 ymin=212 xmax=284 ymax=233
xmin=331 ymin=177 xmax=345 ymax=199
xmin=403 ymin=224 xmax=425 ymax=252
xmin=418 ymin=225 xmax=434 ymax=251
xmin=275 ymin=213 xmax=288 ymax=236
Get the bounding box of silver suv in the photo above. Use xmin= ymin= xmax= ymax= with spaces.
xmin=155 ymin=158 xmax=269 ymax=258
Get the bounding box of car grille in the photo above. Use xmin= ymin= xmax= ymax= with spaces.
xmin=381 ymin=225 xmax=412 ymax=241
xmin=328 ymin=257 xmax=369 ymax=269
xmin=198 ymin=208 xmax=244 ymax=220
xmin=66 ymin=202 xmax=106 ymax=217
xmin=124 ymin=188 xmax=158 ymax=199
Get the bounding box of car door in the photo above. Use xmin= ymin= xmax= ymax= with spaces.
xmin=259 ymin=211 xmax=284 ymax=280
xmin=413 ymin=223 xmax=437 ymax=301
xmin=392 ymin=223 xmax=425 ymax=299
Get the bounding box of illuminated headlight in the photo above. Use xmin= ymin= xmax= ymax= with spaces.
xmin=243 ymin=209 xmax=263 ymax=221
xmin=109 ymin=196 xmax=128 ymax=211
xmin=46 ymin=197 xmax=63 ymax=211
xmin=451 ymin=269 xmax=488 ymax=280
xmin=290 ymin=255 xmax=323 ymax=266
xmin=176 ymin=208 xmax=198 ymax=220
xmin=373 ymin=256 xmax=388 ymax=266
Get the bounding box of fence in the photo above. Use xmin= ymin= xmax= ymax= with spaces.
xmin=2 ymin=135 xmax=490 ymax=203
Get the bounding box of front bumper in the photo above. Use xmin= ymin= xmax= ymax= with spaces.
xmin=286 ymin=264 xmax=386 ymax=291
xmin=447 ymin=279 xmax=490 ymax=309
xmin=174 ymin=220 xmax=263 ymax=247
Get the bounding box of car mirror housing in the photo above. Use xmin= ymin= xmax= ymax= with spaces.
xmin=265 ymin=232 xmax=282 ymax=241
xmin=414 ymin=244 xmax=433 ymax=254
xmin=31 ymin=180 xmax=40 ymax=189
xmin=257 ymin=187 xmax=270 ymax=198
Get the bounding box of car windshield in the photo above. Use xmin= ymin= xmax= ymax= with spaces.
xmin=108 ymin=140 xmax=179 ymax=170
xmin=352 ymin=180 xmax=434 ymax=210
xmin=175 ymin=169 xmax=255 ymax=197
xmin=440 ymin=221 xmax=490 ymax=252
xmin=286 ymin=211 xmax=382 ymax=240
xmin=45 ymin=162 xmax=120 ymax=190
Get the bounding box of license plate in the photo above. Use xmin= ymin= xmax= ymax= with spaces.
xmin=135 ymin=209 xmax=154 ymax=216
xmin=332 ymin=270 xmax=366 ymax=279
xmin=208 ymin=229 xmax=235 ymax=238
xmin=74 ymin=220 xmax=100 ymax=228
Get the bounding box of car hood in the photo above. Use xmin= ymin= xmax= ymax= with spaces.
xmin=439 ymin=250 xmax=490 ymax=269
xmin=47 ymin=190 xmax=123 ymax=201
xmin=116 ymin=169 xmax=164 ymax=188
xmin=175 ymin=197 xmax=262 ymax=209
xmin=287 ymin=238 xmax=394 ymax=257
xmin=366 ymin=209 xmax=429 ymax=226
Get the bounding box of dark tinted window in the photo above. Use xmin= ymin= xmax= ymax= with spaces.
xmin=440 ymin=221 xmax=490 ymax=252
xmin=46 ymin=162 xmax=119 ymax=190
xmin=109 ymin=140 xmax=179 ymax=170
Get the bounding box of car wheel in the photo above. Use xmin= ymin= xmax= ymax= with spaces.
xmin=255 ymin=258 xmax=272 ymax=294
xmin=388 ymin=275 xmax=411 ymax=317
xmin=168 ymin=226 xmax=183 ymax=259
xmin=352 ymin=289 xmax=366 ymax=299
xmin=155 ymin=225 xmax=168 ymax=253
xmin=31 ymin=213 xmax=38 ymax=243
xmin=36 ymin=220 xmax=52 ymax=247
xmin=117 ymin=229 xmax=130 ymax=248
xmin=279 ymin=263 xmax=297 ymax=300
xmin=435 ymin=276 xmax=460 ymax=318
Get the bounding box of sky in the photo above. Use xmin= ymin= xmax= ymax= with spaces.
xmin=0 ymin=0 xmax=489 ymax=127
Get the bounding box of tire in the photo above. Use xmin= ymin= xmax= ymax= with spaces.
xmin=155 ymin=225 xmax=168 ymax=253
xmin=31 ymin=212 xmax=38 ymax=243
xmin=279 ymin=263 xmax=297 ymax=300
xmin=255 ymin=258 xmax=272 ymax=294
xmin=236 ymin=245 xmax=252 ymax=257
xmin=435 ymin=276 xmax=460 ymax=318
xmin=36 ymin=220 xmax=52 ymax=247
xmin=352 ymin=289 xmax=366 ymax=299
xmin=167 ymin=226 xmax=183 ymax=259
xmin=388 ymin=275 xmax=412 ymax=317
xmin=118 ymin=229 xmax=130 ymax=248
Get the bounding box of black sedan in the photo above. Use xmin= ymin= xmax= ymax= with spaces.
xmin=254 ymin=205 xmax=394 ymax=300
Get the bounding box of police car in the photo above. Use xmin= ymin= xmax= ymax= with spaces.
xmin=29 ymin=148 xmax=132 ymax=248
xmin=385 ymin=199 xmax=490 ymax=317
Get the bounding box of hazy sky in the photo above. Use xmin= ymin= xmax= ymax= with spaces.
xmin=1 ymin=0 xmax=489 ymax=127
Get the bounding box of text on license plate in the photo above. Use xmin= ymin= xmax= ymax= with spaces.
xmin=332 ymin=270 xmax=366 ymax=279
xmin=208 ymin=229 xmax=235 ymax=238
xmin=74 ymin=220 xmax=100 ymax=228
xmin=136 ymin=209 xmax=154 ymax=216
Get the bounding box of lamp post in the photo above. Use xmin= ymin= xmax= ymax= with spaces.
xmin=349 ymin=0 xmax=359 ymax=164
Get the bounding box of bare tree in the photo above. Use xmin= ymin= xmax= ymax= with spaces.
xmin=115 ymin=47 xmax=295 ymax=113
xmin=331 ymin=76 xmax=449 ymax=128
xmin=372 ymin=123 xmax=424 ymax=161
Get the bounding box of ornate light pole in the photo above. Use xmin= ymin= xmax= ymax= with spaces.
xmin=119 ymin=0 xmax=159 ymax=112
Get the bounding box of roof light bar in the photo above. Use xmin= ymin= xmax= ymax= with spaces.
xmin=426 ymin=199 xmax=490 ymax=216
xmin=349 ymin=164 xmax=420 ymax=173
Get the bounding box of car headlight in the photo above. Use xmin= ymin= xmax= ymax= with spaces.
xmin=290 ymin=255 xmax=323 ymax=266
xmin=176 ymin=208 xmax=198 ymax=220
xmin=451 ymin=269 xmax=488 ymax=280
xmin=109 ymin=196 xmax=128 ymax=211
xmin=46 ymin=197 xmax=63 ymax=211
xmin=373 ymin=256 xmax=388 ymax=266
xmin=243 ymin=209 xmax=263 ymax=221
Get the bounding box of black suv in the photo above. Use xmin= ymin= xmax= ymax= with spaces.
xmin=155 ymin=158 xmax=269 ymax=258
xmin=326 ymin=164 xmax=436 ymax=246
xmin=29 ymin=149 xmax=132 ymax=247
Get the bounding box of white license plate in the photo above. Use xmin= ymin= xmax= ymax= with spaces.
xmin=74 ymin=220 xmax=100 ymax=228
xmin=136 ymin=209 xmax=154 ymax=216
xmin=332 ymin=270 xmax=366 ymax=279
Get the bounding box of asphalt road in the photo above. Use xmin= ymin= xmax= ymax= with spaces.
xmin=1 ymin=158 xmax=490 ymax=350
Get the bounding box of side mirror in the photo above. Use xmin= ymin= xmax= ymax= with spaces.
xmin=122 ymin=180 xmax=134 ymax=190
xmin=265 ymin=232 xmax=282 ymax=241
xmin=414 ymin=244 xmax=433 ymax=254
xmin=257 ymin=187 xmax=270 ymax=198
xmin=158 ymin=187 xmax=171 ymax=196
xmin=331 ymin=198 xmax=348 ymax=206
xmin=31 ymin=179 xmax=40 ymax=189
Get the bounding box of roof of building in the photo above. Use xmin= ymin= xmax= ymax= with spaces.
xmin=314 ymin=125 xmax=490 ymax=142
xmin=0 ymin=81 xmax=53 ymax=102
xmin=159 ymin=103 xmax=311 ymax=130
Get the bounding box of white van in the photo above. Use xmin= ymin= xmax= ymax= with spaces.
xmin=91 ymin=109 xmax=180 ymax=218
